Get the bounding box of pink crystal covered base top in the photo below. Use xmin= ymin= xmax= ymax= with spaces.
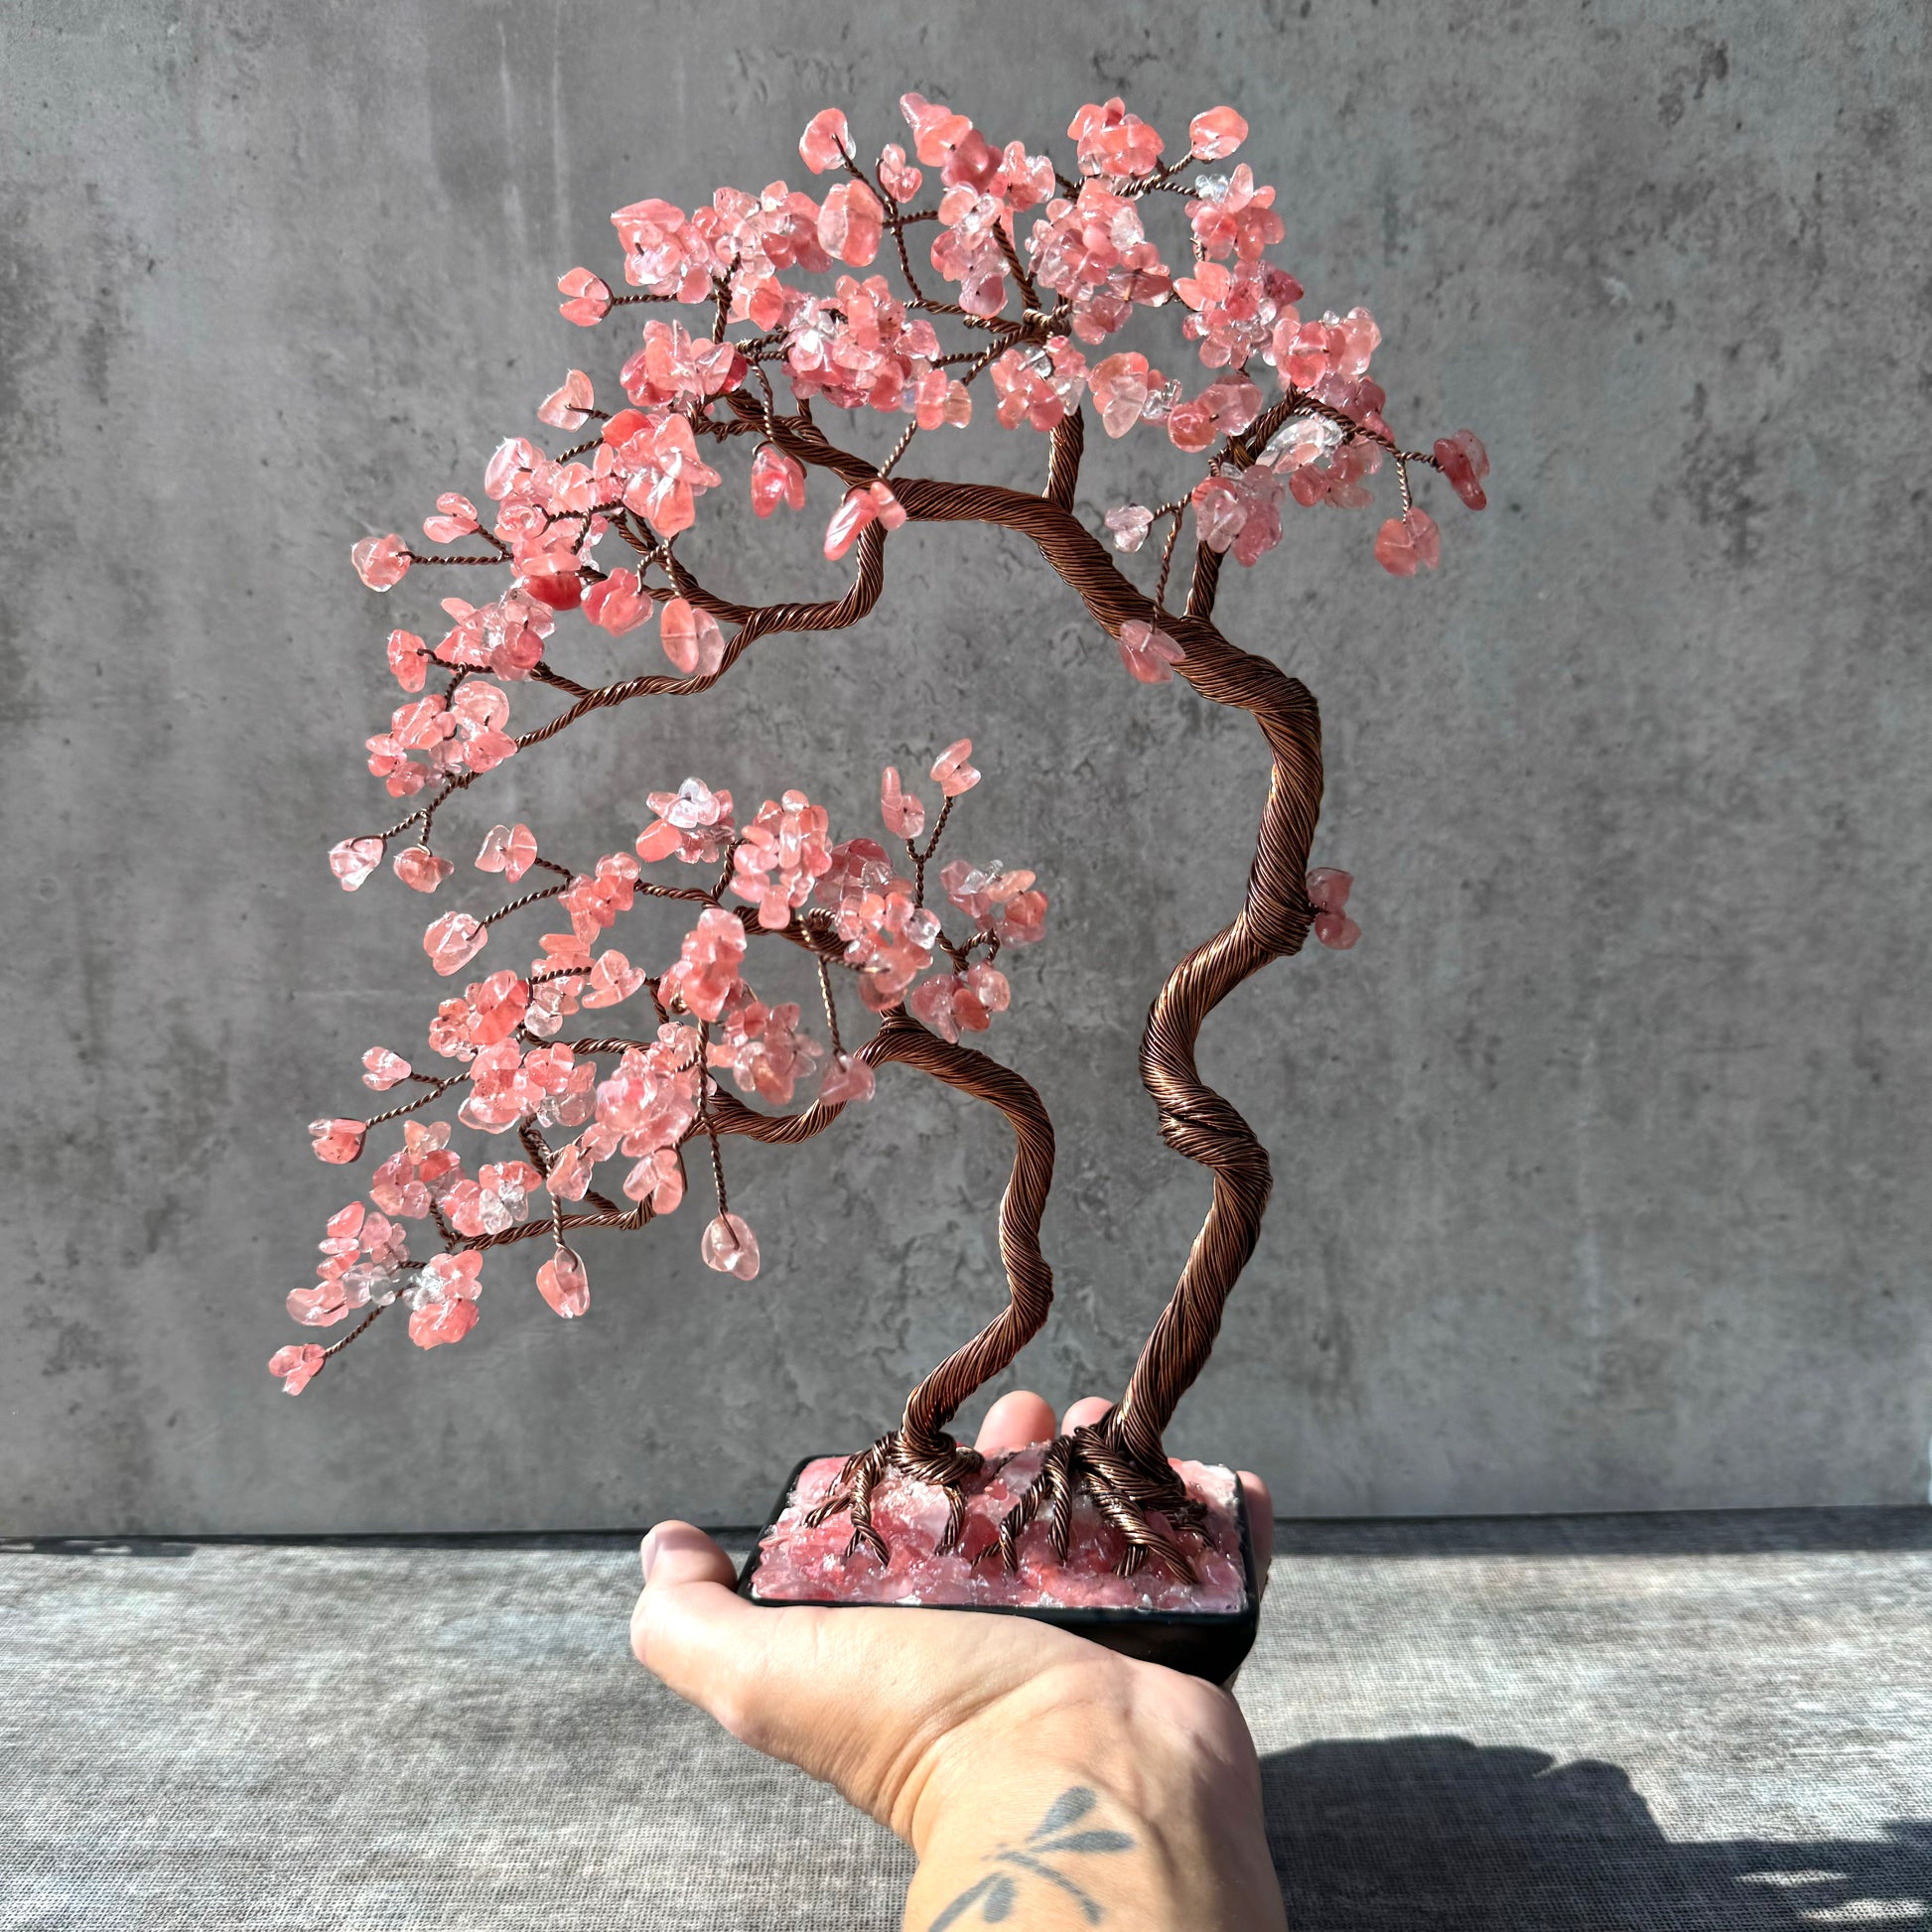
xmin=746 ymin=1446 xmax=1250 ymax=1614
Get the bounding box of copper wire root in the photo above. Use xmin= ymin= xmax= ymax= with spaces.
xmin=802 ymin=1430 xmax=982 ymax=1563
xmin=991 ymin=1418 xmax=1210 ymax=1582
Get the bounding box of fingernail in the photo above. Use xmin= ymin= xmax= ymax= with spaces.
xmin=640 ymin=1528 xmax=660 ymax=1582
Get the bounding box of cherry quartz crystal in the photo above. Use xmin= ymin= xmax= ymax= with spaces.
xmin=748 ymin=1446 xmax=1249 ymax=1614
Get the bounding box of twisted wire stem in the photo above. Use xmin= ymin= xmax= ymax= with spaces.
xmin=481 ymin=927 xmax=1063 ymax=1564
xmin=794 ymin=1013 xmax=1057 ymax=1562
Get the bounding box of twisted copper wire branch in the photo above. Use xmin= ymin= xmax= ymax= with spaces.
xmin=734 ymin=397 xmax=1321 ymax=1572
xmin=770 ymin=1013 xmax=1058 ymax=1561
xmin=512 ymin=521 xmax=888 ymax=752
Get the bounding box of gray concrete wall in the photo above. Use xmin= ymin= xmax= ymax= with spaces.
xmin=4 ymin=0 xmax=1927 ymax=1534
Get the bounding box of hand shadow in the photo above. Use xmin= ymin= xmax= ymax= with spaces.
xmin=1261 ymin=1736 xmax=1931 ymax=1930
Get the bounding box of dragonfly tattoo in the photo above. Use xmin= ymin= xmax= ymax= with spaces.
xmin=928 ymin=1785 xmax=1135 ymax=1928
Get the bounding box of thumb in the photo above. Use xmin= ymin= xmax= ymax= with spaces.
xmin=638 ymin=1519 xmax=739 ymax=1590
xmin=629 ymin=1521 xmax=766 ymax=1737
xmin=630 ymin=1520 xmax=858 ymax=1770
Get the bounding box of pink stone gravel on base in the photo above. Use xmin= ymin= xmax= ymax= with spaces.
xmin=747 ymin=1445 xmax=1249 ymax=1614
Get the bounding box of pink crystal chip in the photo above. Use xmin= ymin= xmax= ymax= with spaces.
xmin=408 ymin=1250 xmax=483 ymax=1349
xmin=637 ymin=779 xmax=735 ymax=866
xmin=422 ymin=494 xmax=478 ymax=544
xmin=1374 ymin=506 xmax=1442 ymax=577
xmin=1298 ymin=865 xmax=1359 ymax=946
xmin=329 ymin=837 xmax=385 ymax=891
xmin=824 ymin=486 xmax=879 ymax=560
xmin=308 ymin=1117 xmax=366 ymax=1165
xmin=583 ymin=948 xmax=647 ymax=1008
xmin=393 ymin=845 xmax=454 ymax=894
xmin=1434 ymin=429 xmax=1490 ymax=510
xmin=749 ymin=1446 xmax=1249 ymax=1614
xmin=660 ymin=905 xmax=747 ymax=1020
xmin=751 ymin=442 xmax=807 ymax=517
xmin=267 ymin=1343 xmax=326 ymax=1395
xmin=476 ymin=821 xmax=538 ymax=883
xmin=537 ymin=368 xmax=594 ymax=430
xmin=659 ymin=597 xmax=727 ymax=677
xmin=424 ymin=910 xmax=487 ymax=976
xmin=818 ymin=1051 xmax=876 ymax=1105
xmin=361 ymin=1047 xmax=412 ymax=1090
xmin=1306 ymin=867 xmax=1352 ymax=912
xmin=557 ymin=266 xmax=612 ymax=326
xmin=880 ymin=764 xmax=926 ymax=839
xmin=929 ymin=738 xmax=980 ymax=797
xmin=536 ymin=1245 xmax=591 ymax=1318
xmin=584 ymin=568 xmax=652 ymax=635
xmin=1188 ymin=106 xmax=1249 ymax=160
xmin=351 ymin=534 xmax=410 ymax=592
xmin=798 ymin=107 xmax=853 ymax=174
xmin=1307 ymin=867 xmax=1361 ymax=950
xmin=1117 ymin=619 xmax=1185 ymax=684
xmin=879 ymin=142 xmax=922 ymax=203
xmin=701 ymin=1211 xmax=760 ymax=1280
xmin=819 ymin=181 xmax=885 ymax=267
xmin=1090 ymin=354 xmax=1153 ymax=439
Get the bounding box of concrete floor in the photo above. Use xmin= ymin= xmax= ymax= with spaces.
xmin=3 ymin=1509 xmax=1927 ymax=1930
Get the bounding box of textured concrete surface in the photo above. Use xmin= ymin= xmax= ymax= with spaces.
xmin=3 ymin=2 xmax=1930 ymax=1534
xmin=3 ymin=1513 xmax=1928 ymax=1928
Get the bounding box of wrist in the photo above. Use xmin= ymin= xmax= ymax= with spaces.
xmin=900 ymin=1665 xmax=1284 ymax=1931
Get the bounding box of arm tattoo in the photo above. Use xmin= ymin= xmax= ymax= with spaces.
xmin=927 ymin=1786 xmax=1135 ymax=1928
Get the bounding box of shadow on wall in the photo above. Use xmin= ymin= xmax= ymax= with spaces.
xmin=1263 ymin=1737 xmax=1931 ymax=1930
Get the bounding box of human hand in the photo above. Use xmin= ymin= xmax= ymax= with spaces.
xmin=631 ymin=1391 xmax=1285 ymax=1931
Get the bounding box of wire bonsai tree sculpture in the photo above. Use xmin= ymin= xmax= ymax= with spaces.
xmin=271 ymin=92 xmax=1487 ymax=1582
